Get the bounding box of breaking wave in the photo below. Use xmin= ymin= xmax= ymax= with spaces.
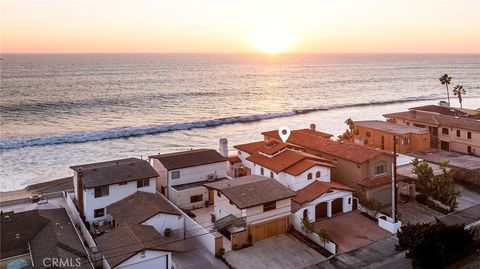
xmin=0 ymin=96 xmax=444 ymax=150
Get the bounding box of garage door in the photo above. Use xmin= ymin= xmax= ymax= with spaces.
xmin=315 ymin=202 xmax=328 ymax=220
xmin=332 ymin=198 xmax=343 ymax=215
xmin=249 ymin=216 xmax=288 ymax=242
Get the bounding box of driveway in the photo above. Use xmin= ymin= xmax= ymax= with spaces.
xmin=224 ymin=234 xmax=326 ymax=269
xmin=313 ymin=211 xmax=391 ymax=253
xmin=455 ymin=184 xmax=480 ymax=211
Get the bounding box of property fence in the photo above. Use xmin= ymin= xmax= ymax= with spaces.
xmin=291 ymin=215 xmax=337 ymax=254
xmin=157 ymin=191 xmax=220 ymax=254
xmin=357 ymin=202 xmax=401 ymax=233
xmin=64 ymin=191 xmax=97 ymax=249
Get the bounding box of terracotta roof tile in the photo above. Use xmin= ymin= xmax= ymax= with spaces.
xmin=227 ymin=156 xmax=241 ymax=163
xmin=358 ymin=174 xmax=407 ymax=188
xmin=234 ymin=141 xmax=268 ymax=155
xmin=264 ymin=130 xmax=388 ymax=164
xmin=293 ymin=181 xmax=355 ymax=205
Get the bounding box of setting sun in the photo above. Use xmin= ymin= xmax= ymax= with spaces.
xmin=251 ymin=27 xmax=296 ymax=54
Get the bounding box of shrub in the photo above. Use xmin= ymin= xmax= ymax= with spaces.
xmin=359 ymin=196 xmax=382 ymax=218
xmin=397 ymin=220 xmax=475 ymax=269
xmin=301 ymin=217 xmax=314 ymax=236
xmin=416 ymin=193 xmax=428 ymax=204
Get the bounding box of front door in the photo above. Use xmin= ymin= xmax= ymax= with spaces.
xmin=440 ymin=141 xmax=450 ymax=151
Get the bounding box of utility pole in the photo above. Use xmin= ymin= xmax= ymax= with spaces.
xmin=392 ymin=135 xmax=398 ymax=223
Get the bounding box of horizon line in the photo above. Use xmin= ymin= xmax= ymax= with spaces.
xmin=1 ymin=52 xmax=480 ymax=55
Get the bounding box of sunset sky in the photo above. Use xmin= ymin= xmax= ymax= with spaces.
xmin=1 ymin=0 xmax=479 ymax=54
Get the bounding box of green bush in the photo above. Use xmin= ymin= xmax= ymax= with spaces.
xmin=397 ymin=220 xmax=475 ymax=269
xmin=415 ymin=193 xmax=428 ymax=204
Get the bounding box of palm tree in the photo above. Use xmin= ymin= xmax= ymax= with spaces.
xmin=453 ymin=85 xmax=466 ymax=108
xmin=439 ymin=74 xmax=452 ymax=105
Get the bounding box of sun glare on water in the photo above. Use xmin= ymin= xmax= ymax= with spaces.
xmin=251 ymin=27 xmax=296 ymax=54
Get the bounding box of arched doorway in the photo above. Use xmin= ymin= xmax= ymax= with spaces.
xmin=315 ymin=202 xmax=328 ymax=220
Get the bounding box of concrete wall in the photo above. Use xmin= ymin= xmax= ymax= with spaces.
xmin=83 ymin=178 xmax=156 ymax=223
xmin=168 ymin=185 xmax=209 ymax=209
xmin=116 ymin=250 xmax=170 ymax=269
xmin=143 ymin=213 xmax=184 ymax=239
xmin=291 ymin=215 xmax=336 ymax=254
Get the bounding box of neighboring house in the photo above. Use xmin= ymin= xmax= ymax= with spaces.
xmin=148 ymin=149 xmax=228 ymax=209
xmin=204 ymin=175 xmax=295 ymax=242
xmin=107 ymin=191 xmax=184 ymax=238
xmin=384 ymin=108 xmax=480 ymax=155
xmin=409 ymin=104 xmax=478 ymax=118
xmin=354 ymin=120 xmax=431 ymax=153
xmin=0 ymin=209 xmax=92 ymax=269
xmin=97 ymin=223 xmax=176 ymax=269
xmin=261 ymin=127 xmax=399 ymax=206
xmin=71 ymin=158 xmax=158 ymax=224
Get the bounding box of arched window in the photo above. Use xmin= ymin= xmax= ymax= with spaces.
xmin=307 ymin=173 xmax=313 ymax=180
xmin=316 ymin=171 xmax=321 ymax=178
xmin=260 ymin=167 xmax=264 ymax=175
xmin=303 ymin=209 xmax=308 ymax=220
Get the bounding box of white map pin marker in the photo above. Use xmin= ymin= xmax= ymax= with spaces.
xmin=278 ymin=126 xmax=291 ymax=143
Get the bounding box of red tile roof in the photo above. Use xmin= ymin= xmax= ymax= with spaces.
xmin=264 ymin=129 xmax=389 ymax=164
xmin=234 ymin=141 xmax=268 ymax=155
xmin=227 ymin=156 xmax=241 ymax=163
xmin=262 ymin=129 xmax=333 ymax=140
xmin=358 ymin=174 xmax=407 ymax=188
xmin=293 ymin=181 xmax=355 ymax=204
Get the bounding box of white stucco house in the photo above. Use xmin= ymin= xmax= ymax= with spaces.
xmin=204 ymin=175 xmax=295 ymax=242
xmin=97 ymin=223 xmax=175 ymax=269
xmin=148 ymin=149 xmax=228 ymax=209
xmin=70 ymin=158 xmax=159 ymax=224
xmin=107 ymin=191 xmax=184 ymax=239
xmin=233 ymin=139 xmax=355 ymax=221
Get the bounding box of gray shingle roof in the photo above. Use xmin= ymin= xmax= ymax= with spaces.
xmin=204 ymin=175 xmax=295 ymax=209
xmin=70 ymin=158 xmax=159 ymax=188
xmin=149 ymin=149 xmax=226 ymax=170
xmin=383 ymin=111 xmax=480 ymax=132
xmin=354 ymin=120 xmax=429 ymax=135
xmin=0 ymin=209 xmax=92 ymax=268
xmin=107 ymin=191 xmax=180 ymax=224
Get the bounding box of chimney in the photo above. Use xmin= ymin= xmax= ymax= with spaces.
xmin=310 ymin=123 xmax=316 ymax=131
xmin=219 ymin=138 xmax=228 ymax=157
xmin=75 ymin=169 xmax=85 ymax=218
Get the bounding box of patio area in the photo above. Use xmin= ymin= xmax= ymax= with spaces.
xmin=313 ymin=210 xmax=391 ymax=253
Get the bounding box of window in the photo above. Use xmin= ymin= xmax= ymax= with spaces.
xmin=260 ymin=167 xmax=264 ymax=176
xmin=457 ymin=130 xmax=461 ymax=137
xmin=442 ymin=128 xmax=449 ymax=135
xmin=468 ymin=146 xmax=472 ymax=153
xmin=270 ymin=171 xmax=274 ymax=178
xmin=190 ymin=194 xmax=203 ymax=203
xmin=94 ymin=208 xmax=105 ymax=218
xmin=94 ymin=186 xmax=109 ymax=198
xmin=373 ymin=161 xmax=387 ymax=176
xmin=307 ymin=173 xmax=313 ymax=180
xmin=160 ymin=185 xmax=165 ymax=194
xmin=366 ymin=131 xmax=371 ymax=138
xmin=468 ymin=132 xmax=472 ymax=139
xmin=137 ymin=178 xmax=150 ymax=188
xmin=171 ymin=171 xmax=180 ymax=179
xmin=316 ymin=171 xmax=321 ymax=178
xmin=217 ymin=190 xmax=221 ymax=197
xmin=348 ymin=197 xmax=352 ymax=205
xmin=263 ymin=201 xmax=276 ymax=212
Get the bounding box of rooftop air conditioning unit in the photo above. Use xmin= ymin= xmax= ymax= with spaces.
xmin=207 ymin=174 xmax=217 ymax=181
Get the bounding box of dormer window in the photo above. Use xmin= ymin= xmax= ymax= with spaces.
xmin=316 ymin=171 xmax=321 ymax=178
xmin=307 ymin=173 xmax=313 ymax=180
xmin=137 ymin=178 xmax=150 ymax=188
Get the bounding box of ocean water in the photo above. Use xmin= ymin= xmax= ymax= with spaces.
xmin=1 ymin=54 xmax=479 ymax=191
